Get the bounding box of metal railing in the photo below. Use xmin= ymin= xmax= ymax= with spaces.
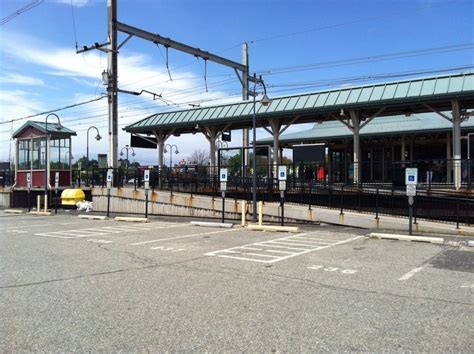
xmin=4 ymin=160 xmax=473 ymax=226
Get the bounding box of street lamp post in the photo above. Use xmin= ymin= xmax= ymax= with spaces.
xmin=120 ymin=145 xmax=136 ymax=181
xmin=250 ymin=74 xmax=272 ymax=223
xmin=44 ymin=113 xmax=62 ymax=209
xmin=164 ymin=144 xmax=179 ymax=169
xmin=86 ymin=126 xmax=102 ymax=185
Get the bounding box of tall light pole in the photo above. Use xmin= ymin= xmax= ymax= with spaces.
xmin=44 ymin=113 xmax=62 ymax=206
xmin=164 ymin=144 xmax=179 ymax=168
xmin=120 ymin=145 xmax=136 ymax=172
xmin=86 ymin=126 xmax=102 ymax=185
xmin=250 ymin=74 xmax=272 ymax=223
xmin=86 ymin=126 xmax=102 ymax=164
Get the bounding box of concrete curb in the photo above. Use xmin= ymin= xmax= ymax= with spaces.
xmin=29 ymin=211 xmax=52 ymax=216
xmin=247 ymin=224 xmax=299 ymax=233
xmin=78 ymin=214 xmax=107 ymax=220
xmin=368 ymin=232 xmax=444 ymax=244
xmin=4 ymin=209 xmax=24 ymax=214
xmin=115 ymin=216 xmax=148 ymax=223
xmin=190 ymin=221 xmax=234 ymax=228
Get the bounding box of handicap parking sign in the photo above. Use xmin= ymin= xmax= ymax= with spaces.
xmin=405 ymin=168 xmax=418 ymax=185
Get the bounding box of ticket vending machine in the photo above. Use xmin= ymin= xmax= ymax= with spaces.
xmin=278 ymin=166 xmax=287 ymax=226
xmin=220 ymin=168 xmax=228 ymax=224
xmin=144 ymin=169 xmax=150 ymax=218
xmin=405 ymin=167 xmax=418 ymax=235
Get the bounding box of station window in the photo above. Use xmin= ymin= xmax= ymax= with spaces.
xmin=32 ymin=139 xmax=46 ymax=169
xmin=18 ymin=140 xmax=30 ymax=170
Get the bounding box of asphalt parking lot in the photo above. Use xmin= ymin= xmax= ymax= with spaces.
xmin=1 ymin=211 xmax=473 ymax=351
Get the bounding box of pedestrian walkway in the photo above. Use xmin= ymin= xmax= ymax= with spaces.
xmin=205 ymin=233 xmax=363 ymax=264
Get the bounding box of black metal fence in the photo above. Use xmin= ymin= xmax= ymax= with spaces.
xmin=3 ymin=163 xmax=473 ymax=226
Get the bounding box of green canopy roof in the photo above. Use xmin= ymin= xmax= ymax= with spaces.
xmin=125 ymin=72 xmax=474 ymax=135
xmin=12 ymin=120 xmax=77 ymax=139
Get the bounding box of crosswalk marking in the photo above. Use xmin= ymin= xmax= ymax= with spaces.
xmin=34 ymin=222 xmax=185 ymax=239
xmin=206 ymin=233 xmax=363 ymax=264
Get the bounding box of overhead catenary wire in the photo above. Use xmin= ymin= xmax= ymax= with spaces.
xmin=247 ymin=0 xmax=460 ymax=44
xmin=70 ymin=0 xmax=79 ymax=50
xmin=256 ymin=43 xmax=474 ymax=76
xmin=1 ymin=63 xmax=469 ymax=137
xmin=0 ymin=0 xmax=44 ymax=26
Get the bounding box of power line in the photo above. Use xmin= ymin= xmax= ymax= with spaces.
xmin=256 ymin=43 xmax=474 ymax=76
xmin=0 ymin=95 xmax=107 ymax=125
xmin=247 ymin=0 xmax=459 ymax=44
xmin=0 ymin=0 xmax=44 ymax=26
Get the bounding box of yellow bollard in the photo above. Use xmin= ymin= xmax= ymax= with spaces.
xmin=241 ymin=200 xmax=246 ymax=226
xmin=37 ymin=195 xmax=40 ymax=212
xmin=258 ymin=201 xmax=263 ymax=226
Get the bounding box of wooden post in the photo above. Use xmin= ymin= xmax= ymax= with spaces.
xmin=241 ymin=200 xmax=246 ymax=226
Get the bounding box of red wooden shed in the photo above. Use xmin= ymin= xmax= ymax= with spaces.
xmin=12 ymin=121 xmax=76 ymax=189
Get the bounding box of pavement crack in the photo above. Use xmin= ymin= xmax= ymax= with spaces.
xmin=97 ymin=243 xmax=156 ymax=266
xmin=265 ymin=271 xmax=474 ymax=307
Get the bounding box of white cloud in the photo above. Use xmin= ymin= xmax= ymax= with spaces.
xmin=54 ymin=0 xmax=91 ymax=7
xmin=0 ymin=73 xmax=44 ymax=86
xmin=0 ymin=31 xmax=244 ymax=164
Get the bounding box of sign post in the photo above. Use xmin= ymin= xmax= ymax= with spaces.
xmin=26 ymin=172 xmax=31 ymax=212
xmin=278 ymin=166 xmax=287 ymax=226
xmin=54 ymin=172 xmax=59 ymax=214
xmin=405 ymin=168 xmax=418 ymax=235
xmin=106 ymin=169 xmax=113 ymax=217
xmin=144 ymin=169 xmax=150 ymax=218
xmin=220 ymin=168 xmax=227 ymax=223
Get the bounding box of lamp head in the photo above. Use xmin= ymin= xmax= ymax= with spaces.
xmin=95 ymin=134 xmax=102 ymax=141
xmin=120 ymin=152 xmax=124 ymax=157
xmin=164 ymin=149 xmax=168 ymax=154
xmin=132 ymin=152 xmax=136 ymax=157
xmin=260 ymin=93 xmax=272 ymax=106
xmin=175 ymin=149 xmax=179 ymax=154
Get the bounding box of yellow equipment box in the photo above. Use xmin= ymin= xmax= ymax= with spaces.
xmin=61 ymin=189 xmax=85 ymax=205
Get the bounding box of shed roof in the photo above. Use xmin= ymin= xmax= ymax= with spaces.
xmin=258 ymin=113 xmax=474 ymax=145
xmin=12 ymin=120 xmax=77 ymax=139
xmin=125 ymin=72 xmax=474 ymax=135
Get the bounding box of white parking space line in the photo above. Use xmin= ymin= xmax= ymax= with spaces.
xmin=206 ymin=234 xmax=364 ymax=264
xmin=398 ymin=266 xmax=425 ymax=281
xmin=32 ymin=222 xmax=186 ymax=239
xmin=130 ymin=228 xmax=240 ymax=246
xmin=3 ymin=221 xmax=88 ymax=231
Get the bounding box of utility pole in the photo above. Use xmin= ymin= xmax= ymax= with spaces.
xmin=242 ymin=43 xmax=249 ymax=176
xmin=78 ymin=0 xmax=257 ymax=184
xmin=107 ymin=0 xmax=118 ymax=176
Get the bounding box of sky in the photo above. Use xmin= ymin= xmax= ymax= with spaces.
xmin=0 ymin=0 xmax=473 ymax=166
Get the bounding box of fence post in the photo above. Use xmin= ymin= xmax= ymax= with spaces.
xmin=328 ymin=184 xmax=332 ymax=208
xmin=308 ymin=178 xmax=312 ymax=210
xmin=375 ymin=187 xmax=379 ymax=220
xmin=456 ymin=198 xmax=460 ymax=229
xmin=340 ymin=185 xmax=344 ymax=215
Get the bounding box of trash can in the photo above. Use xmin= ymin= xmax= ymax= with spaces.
xmin=60 ymin=189 xmax=85 ymax=206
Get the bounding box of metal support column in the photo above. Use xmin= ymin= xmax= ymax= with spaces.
xmin=452 ymin=100 xmax=462 ymax=189
xmin=269 ymin=120 xmax=281 ymax=178
xmin=446 ymin=132 xmax=452 ymax=183
xmin=349 ymin=110 xmax=360 ymax=185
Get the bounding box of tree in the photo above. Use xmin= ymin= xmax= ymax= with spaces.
xmin=188 ymin=149 xmax=210 ymax=166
